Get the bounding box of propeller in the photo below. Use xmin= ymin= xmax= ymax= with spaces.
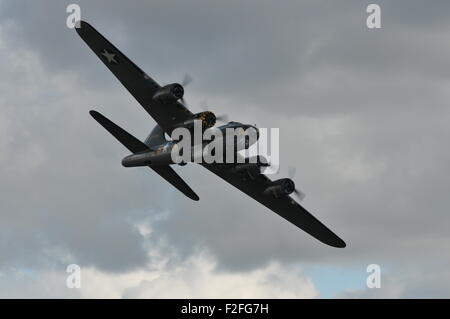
xmin=288 ymin=166 xmax=306 ymax=202
xmin=201 ymin=100 xmax=229 ymax=123
xmin=179 ymin=74 xmax=229 ymax=124
xmin=180 ymin=74 xmax=193 ymax=106
xmin=216 ymin=114 xmax=229 ymax=123
xmin=258 ymin=158 xmax=271 ymax=175
xmin=182 ymin=73 xmax=193 ymax=87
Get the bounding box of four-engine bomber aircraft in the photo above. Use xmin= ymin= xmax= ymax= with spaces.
xmin=76 ymin=21 xmax=346 ymax=248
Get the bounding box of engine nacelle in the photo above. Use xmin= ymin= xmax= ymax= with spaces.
xmin=153 ymin=83 xmax=184 ymax=104
xmin=232 ymin=156 xmax=269 ymax=175
xmin=245 ymin=155 xmax=269 ymax=166
xmin=263 ymin=178 xmax=295 ymax=198
xmin=195 ymin=111 xmax=216 ymax=129
xmin=231 ymin=163 xmax=260 ymax=174
xmin=177 ymin=111 xmax=216 ymax=130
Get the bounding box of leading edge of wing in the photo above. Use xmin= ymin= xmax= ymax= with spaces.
xmin=202 ymin=164 xmax=346 ymax=248
xmin=75 ymin=20 xmax=159 ymax=90
xmin=76 ymin=21 xmax=193 ymax=135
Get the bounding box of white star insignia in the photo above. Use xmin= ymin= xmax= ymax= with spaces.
xmin=100 ymin=49 xmax=118 ymax=64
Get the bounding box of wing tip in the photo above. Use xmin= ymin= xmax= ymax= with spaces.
xmin=75 ymin=20 xmax=96 ymax=37
xmin=75 ymin=20 xmax=90 ymax=29
xmin=190 ymin=193 xmax=200 ymax=201
xmin=183 ymin=187 xmax=200 ymax=201
xmin=75 ymin=20 xmax=86 ymax=35
xmin=326 ymin=236 xmax=346 ymax=248
xmin=89 ymin=110 xmax=102 ymax=121
xmin=334 ymin=239 xmax=347 ymax=248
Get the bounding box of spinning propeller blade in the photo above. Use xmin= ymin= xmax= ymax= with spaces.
xmin=288 ymin=166 xmax=306 ymax=201
xmin=201 ymin=100 xmax=229 ymax=123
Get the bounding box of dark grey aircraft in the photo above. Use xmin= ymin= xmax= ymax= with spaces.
xmin=76 ymin=21 xmax=346 ymax=248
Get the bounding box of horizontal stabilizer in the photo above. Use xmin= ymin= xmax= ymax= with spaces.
xmin=89 ymin=110 xmax=199 ymax=201
xmin=90 ymin=110 xmax=148 ymax=153
xmin=151 ymin=166 xmax=199 ymax=201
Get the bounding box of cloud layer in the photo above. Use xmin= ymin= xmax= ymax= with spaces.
xmin=1 ymin=0 xmax=450 ymax=298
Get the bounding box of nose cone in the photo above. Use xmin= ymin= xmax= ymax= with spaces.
xmin=172 ymin=83 xmax=184 ymax=99
xmin=206 ymin=111 xmax=216 ymax=127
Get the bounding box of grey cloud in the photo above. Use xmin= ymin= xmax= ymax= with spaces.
xmin=1 ymin=0 xmax=450 ymax=297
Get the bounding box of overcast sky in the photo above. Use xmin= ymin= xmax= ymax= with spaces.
xmin=1 ymin=0 xmax=450 ymax=298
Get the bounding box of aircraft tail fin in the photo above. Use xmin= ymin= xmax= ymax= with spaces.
xmin=145 ymin=124 xmax=167 ymax=149
xmin=89 ymin=110 xmax=199 ymax=201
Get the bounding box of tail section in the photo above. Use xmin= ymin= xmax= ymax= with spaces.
xmin=145 ymin=124 xmax=167 ymax=149
xmin=90 ymin=111 xmax=148 ymax=153
xmin=89 ymin=111 xmax=199 ymax=201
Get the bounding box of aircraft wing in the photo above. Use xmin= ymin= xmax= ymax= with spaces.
xmin=76 ymin=21 xmax=193 ymax=135
xmin=201 ymin=163 xmax=346 ymax=248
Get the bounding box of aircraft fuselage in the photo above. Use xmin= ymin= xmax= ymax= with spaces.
xmin=121 ymin=122 xmax=259 ymax=167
